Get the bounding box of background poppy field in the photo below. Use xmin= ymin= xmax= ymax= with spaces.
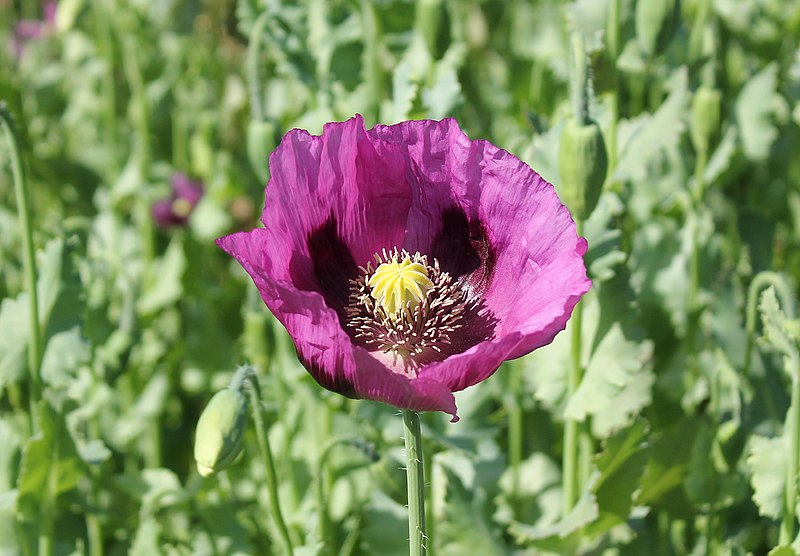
xmin=2 ymin=0 xmax=800 ymax=554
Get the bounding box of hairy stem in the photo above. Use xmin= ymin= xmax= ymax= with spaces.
xmin=246 ymin=373 xmax=294 ymax=555
xmin=403 ymin=410 xmax=427 ymax=556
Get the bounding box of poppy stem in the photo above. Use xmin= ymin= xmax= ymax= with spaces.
xmin=0 ymin=104 xmax=42 ymax=429
xmin=403 ymin=410 xmax=427 ymax=556
xmin=246 ymin=373 xmax=295 ymax=555
xmin=563 ymin=219 xmax=586 ymax=514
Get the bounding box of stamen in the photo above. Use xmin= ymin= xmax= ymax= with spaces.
xmin=345 ymin=248 xmax=495 ymax=376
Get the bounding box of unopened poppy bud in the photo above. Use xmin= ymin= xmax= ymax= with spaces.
xmin=194 ymin=387 xmax=249 ymax=477
xmin=690 ymin=86 xmax=721 ymax=154
xmin=635 ymin=0 xmax=680 ymax=57
xmin=558 ymin=118 xmax=608 ymax=220
xmin=247 ymin=119 xmax=277 ymax=183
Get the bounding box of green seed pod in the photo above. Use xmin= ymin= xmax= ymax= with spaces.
xmin=635 ymin=0 xmax=681 ymax=57
xmin=690 ymin=86 xmax=721 ymax=154
xmin=247 ymin=119 xmax=276 ymax=184
xmin=558 ymin=118 xmax=608 ymax=220
xmin=194 ymin=387 xmax=249 ymax=477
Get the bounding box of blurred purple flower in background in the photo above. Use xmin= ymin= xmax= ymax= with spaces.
xmin=217 ymin=116 xmax=590 ymax=421
xmin=152 ymin=173 xmax=204 ymax=229
xmin=10 ymin=1 xmax=56 ymax=59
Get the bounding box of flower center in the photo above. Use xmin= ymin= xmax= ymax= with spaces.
xmin=346 ymin=248 xmax=494 ymax=376
xmin=171 ymin=197 xmax=193 ymax=218
xmin=367 ymin=255 xmax=433 ymax=317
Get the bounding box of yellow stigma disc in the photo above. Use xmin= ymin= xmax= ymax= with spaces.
xmin=368 ymin=255 xmax=433 ymax=316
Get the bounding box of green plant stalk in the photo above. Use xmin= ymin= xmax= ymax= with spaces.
xmin=0 ymin=106 xmax=43 ymax=424
xmin=606 ymin=0 xmax=621 ymax=178
xmin=563 ymin=220 xmax=585 ymax=513
xmin=247 ymin=375 xmax=294 ymax=555
xmin=781 ymin=352 xmax=800 ymax=544
xmin=361 ymin=0 xmax=383 ymax=123
xmin=569 ymin=33 xmax=589 ymax=126
xmin=508 ymin=362 xmax=523 ymax=514
xmin=94 ymin=0 xmax=119 ymax=176
xmin=246 ymin=12 xmax=270 ymax=122
xmin=315 ymin=436 xmax=357 ymax=553
xmin=86 ymin=501 xmax=104 ymax=556
xmin=687 ymin=147 xmax=708 ymax=369
xmin=403 ymin=410 xmax=427 ymax=556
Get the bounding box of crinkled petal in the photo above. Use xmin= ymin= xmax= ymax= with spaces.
xmin=219 ymin=116 xmax=589 ymax=419
xmin=369 ymin=118 xmax=590 ymax=389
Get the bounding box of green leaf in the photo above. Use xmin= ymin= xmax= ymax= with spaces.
xmin=526 ymin=269 xmax=654 ymax=438
xmin=638 ymin=417 xmax=700 ymax=513
xmin=113 ymin=372 xmax=170 ymax=447
xmin=16 ymin=400 xmax=85 ymax=521
xmin=40 ymin=327 xmax=90 ymax=387
xmin=137 ymin=236 xmax=187 ymax=315
xmin=497 ymin=453 xmax=562 ymax=528
xmin=508 ymin=473 xmax=600 ymax=552
xmin=768 ymin=545 xmax=796 ymax=556
xmin=0 ymin=293 xmax=30 ymax=388
xmin=613 ymin=67 xmax=689 ymax=182
xmin=759 ymin=286 xmax=798 ymax=361
xmin=391 ymin=38 xmax=429 ymax=123
xmin=421 ymin=46 xmax=465 ymax=119
xmin=359 ymin=491 xmax=409 ymax=556
xmin=0 ymin=490 xmax=19 ymax=556
xmin=747 ymin=433 xmax=788 ymax=520
xmin=433 ymin=453 xmax=510 ymax=556
xmin=592 ymin=419 xmax=649 ymax=526
xmin=735 ymin=63 xmax=786 ymax=162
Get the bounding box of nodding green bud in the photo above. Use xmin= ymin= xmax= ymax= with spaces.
xmin=247 ymin=119 xmax=277 ymax=184
xmin=690 ymin=86 xmax=721 ymax=154
xmin=635 ymin=0 xmax=681 ymax=57
xmin=194 ymin=387 xmax=249 ymax=477
xmin=558 ymin=119 xmax=608 ymax=220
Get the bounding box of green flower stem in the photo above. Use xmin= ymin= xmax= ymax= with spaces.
xmin=93 ymin=0 xmax=119 ymax=176
xmin=315 ymin=436 xmax=373 ymax=553
xmin=569 ymin=33 xmax=589 ymax=126
xmin=86 ymin=506 xmax=104 ymax=556
xmin=315 ymin=437 xmax=351 ymax=553
xmin=403 ymin=410 xmax=427 ymax=556
xmin=563 ymin=219 xmax=586 ymax=513
xmin=361 ymin=0 xmax=383 ymax=123
xmin=246 ymin=12 xmax=270 ymax=122
xmin=507 ymin=361 xmax=523 ymax=514
xmin=0 ymin=105 xmax=43 ymax=425
xmin=782 ymin=351 xmax=800 ymax=544
xmin=246 ymin=373 xmax=294 ymax=555
xmin=606 ymin=0 xmax=621 ymax=181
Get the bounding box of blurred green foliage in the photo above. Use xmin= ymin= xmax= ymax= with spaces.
xmin=1 ymin=0 xmax=800 ymax=554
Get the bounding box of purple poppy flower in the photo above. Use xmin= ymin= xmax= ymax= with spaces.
xmin=217 ymin=116 xmax=590 ymax=421
xmin=10 ymin=1 xmax=57 ymax=59
xmin=152 ymin=173 xmax=204 ymax=229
